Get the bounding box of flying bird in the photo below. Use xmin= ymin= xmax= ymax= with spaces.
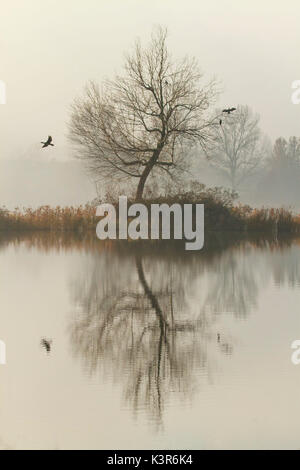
xmin=40 ymin=338 xmax=52 ymax=353
xmin=222 ymin=107 xmax=236 ymax=114
xmin=41 ymin=136 xmax=54 ymax=148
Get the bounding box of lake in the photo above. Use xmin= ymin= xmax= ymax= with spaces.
xmin=0 ymin=232 xmax=299 ymax=450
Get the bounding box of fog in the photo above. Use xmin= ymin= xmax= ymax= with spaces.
xmin=1 ymin=0 xmax=300 ymax=208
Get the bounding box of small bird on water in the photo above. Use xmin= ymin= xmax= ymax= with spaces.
xmin=41 ymin=136 xmax=54 ymax=148
xmin=41 ymin=338 xmax=52 ymax=353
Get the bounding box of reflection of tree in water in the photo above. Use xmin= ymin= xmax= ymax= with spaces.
xmin=2 ymin=230 xmax=299 ymax=424
xmin=267 ymin=244 xmax=300 ymax=287
xmin=69 ymin=245 xmax=260 ymax=423
xmin=200 ymin=247 xmax=259 ymax=318
xmin=66 ymin=235 xmax=300 ymax=424
xmin=70 ymin=252 xmax=213 ymax=423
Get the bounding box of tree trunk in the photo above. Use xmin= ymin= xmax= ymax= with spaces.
xmin=231 ymin=170 xmax=237 ymax=191
xmin=135 ymin=147 xmax=162 ymax=200
xmin=136 ymin=163 xmax=154 ymax=200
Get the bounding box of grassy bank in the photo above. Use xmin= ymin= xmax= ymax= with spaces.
xmin=1 ymin=187 xmax=299 ymax=234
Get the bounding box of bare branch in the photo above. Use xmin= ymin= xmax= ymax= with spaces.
xmin=69 ymin=26 xmax=218 ymax=198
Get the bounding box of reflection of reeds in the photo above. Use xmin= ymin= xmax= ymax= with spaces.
xmin=0 ymin=199 xmax=299 ymax=234
xmin=0 ymin=229 xmax=299 ymax=258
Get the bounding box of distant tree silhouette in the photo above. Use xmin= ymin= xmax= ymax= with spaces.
xmin=205 ymin=105 xmax=269 ymax=190
xmin=256 ymin=136 xmax=300 ymax=206
xmin=272 ymin=136 xmax=300 ymax=166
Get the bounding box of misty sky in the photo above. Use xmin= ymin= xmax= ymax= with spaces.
xmin=1 ymin=0 xmax=300 ymax=161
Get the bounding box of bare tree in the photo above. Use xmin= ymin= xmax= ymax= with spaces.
xmin=205 ymin=105 xmax=269 ymax=190
xmin=272 ymin=136 xmax=300 ymax=166
xmin=69 ymin=27 xmax=218 ymax=199
xmin=256 ymin=136 xmax=300 ymax=205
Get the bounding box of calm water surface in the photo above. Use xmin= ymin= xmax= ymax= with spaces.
xmin=0 ymin=233 xmax=300 ymax=450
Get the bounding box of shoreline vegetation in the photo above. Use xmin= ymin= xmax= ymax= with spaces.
xmin=1 ymin=186 xmax=300 ymax=236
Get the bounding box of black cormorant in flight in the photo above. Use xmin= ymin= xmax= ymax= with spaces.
xmin=41 ymin=136 xmax=54 ymax=148
xmin=41 ymin=338 xmax=52 ymax=353
xmin=222 ymin=107 xmax=236 ymax=114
